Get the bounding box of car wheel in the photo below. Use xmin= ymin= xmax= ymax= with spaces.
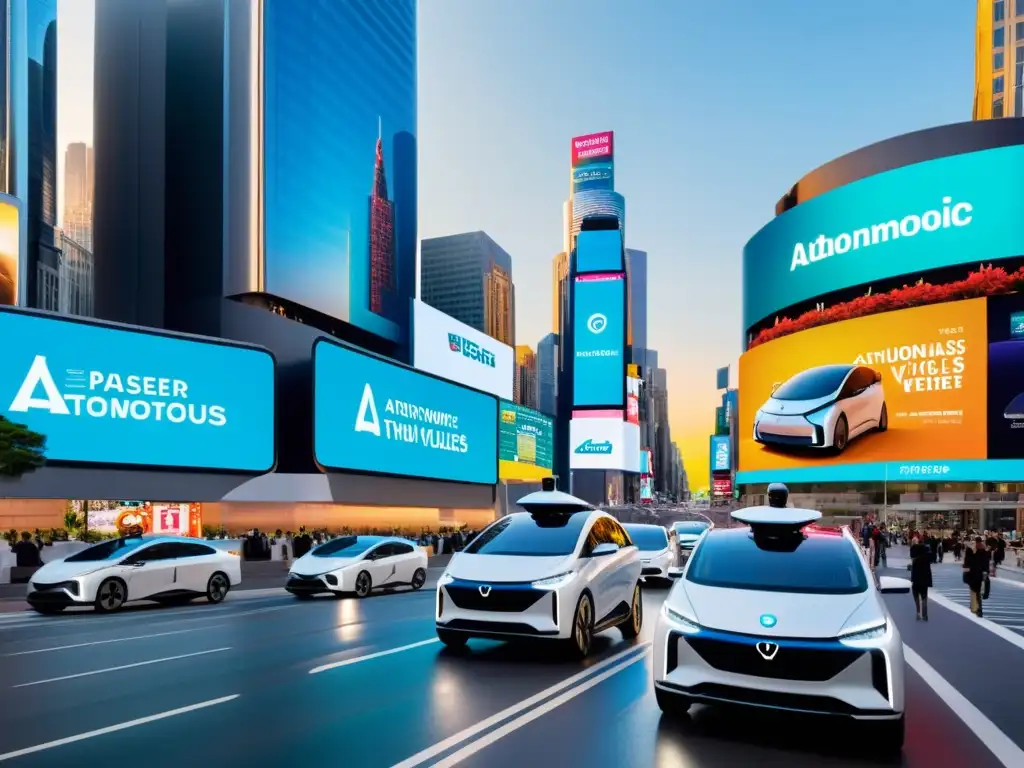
xmin=206 ymin=572 xmax=230 ymax=604
xmin=31 ymin=604 xmax=65 ymax=615
xmin=872 ymin=715 xmax=904 ymax=754
xmin=354 ymin=570 xmax=372 ymax=598
xmin=878 ymin=402 xmax=888 ymax=432
xmin=437 ymin=628 xmax=468 ymax=648
xmin=832 ymin=414 xmax=849 ymax=453
xmin=655 ymin=686 xmax=692 ymax=716
xmin=620 ymin=583 xmax=643 ymax=638
xmin=95 ymin=578 xmax=127 ymax=613
xmin=567 ymin=592 xmax=594 ymax=659
xmin=411 ymin=568 xmax=427 ymax=591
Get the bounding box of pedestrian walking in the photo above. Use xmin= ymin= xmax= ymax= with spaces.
xmin=963 ymin=537 xmax=991 ymax=617
xmin=908 ymin=533 xmax=932 ymax=620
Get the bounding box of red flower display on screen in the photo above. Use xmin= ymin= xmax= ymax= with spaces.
xmin=749 ymin=264 xmax=1024 ymax=348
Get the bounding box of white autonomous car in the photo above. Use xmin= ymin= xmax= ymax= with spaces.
xmin=435 ymin=480 xmax=643 ymax=658
xmin=653 ymin=484 xmax=911 ymax=753
xmin=26 ymin=535 xmax=242 ymax=614
xmin=753 ymin=364 xmax=887 ymax=454
xmin=286 ymin=535 xmax=428 ymax=599
xmin=670 ymin=519 xmax=712 ymax=565
xmin=624 ymin=523 xmax=675 ymax=584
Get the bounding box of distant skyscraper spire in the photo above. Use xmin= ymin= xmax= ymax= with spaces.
xmin=369 ymin=117 xmax=395 ymax=315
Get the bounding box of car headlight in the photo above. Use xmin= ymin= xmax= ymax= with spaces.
xmin=661 ymin=604 xmax=700 ymax=634
xmin=532 ymin=571 xmax=576 ymax=589
xmin=838 ymin=620 xmax=888 ymax=645
xmin=438 ymin=572 xmax=455 ymax=587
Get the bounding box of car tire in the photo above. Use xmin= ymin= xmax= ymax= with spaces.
xmin=354 ymin=570 xmax=372 ymax=598
xmin=873 ymin=714 xmax=905 ymax=754
xmin=832 ymin=414 xmax=849 ymax=453
xmin=411 ymin=568 xmax=427 ymax=591
xmin=31 ymin=604 xmax=65 ymax=615
xmin=437 ymin=628 xmax=468 ymax=648
xmin=878 ymin=402 xmax=888 ymax=432
xmin=566 ymin=592 xmax=594 ymax=659
xmin=655 ymin=686 xmax=692 ymax=716
xmin=95 ymin=577 xmax=127 ymax=613
xmin=620 ymin=582 xmax=643 ymax=639
xmin=206 ymin=572 xmax=230 ymax=604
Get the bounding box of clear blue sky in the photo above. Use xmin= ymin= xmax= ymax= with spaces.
xmin=418 ymin=0 xmax=975 ymax=487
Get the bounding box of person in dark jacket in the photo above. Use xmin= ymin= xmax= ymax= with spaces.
xmin=908 ymin=533 xmax=932 ymax=620
xmin=963 ymin=537 xmax=991 ymax=617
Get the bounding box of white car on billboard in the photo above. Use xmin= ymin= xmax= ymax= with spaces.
xmin=753 ymin=364 xmax=887 ymax=454
xmin=286 ymin=536 xmax=428 ymax=599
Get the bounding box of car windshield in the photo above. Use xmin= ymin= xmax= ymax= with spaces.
xmin=64 ymin=537 xmax=150 ymax=562
xmin=463 ymin=511 xmax=589 ymax=556
xmin=685 ymin=530 xmax=868 ymax=595
xmin=674 ymin=522 xmax=709 ymax=535
xmin=311 ymin=536 xmax=378 ymax=558
xmin=772 ymin=366 xmax=851 ymax=401
xmin=625 ymin=526 xmax=669 ymax=551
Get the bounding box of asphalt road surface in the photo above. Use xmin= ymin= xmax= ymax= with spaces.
xmin=0 ymin=569 xmax=1022 ymax=767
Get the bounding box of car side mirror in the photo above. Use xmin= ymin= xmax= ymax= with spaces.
xmin=878 ymin=575 xmax=910 ymax=594
xmin=591 ymin=542 xmax=619 ymax=557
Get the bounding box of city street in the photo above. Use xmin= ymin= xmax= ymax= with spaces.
xmin=0 ymin=571 xmax=1022 ymax=767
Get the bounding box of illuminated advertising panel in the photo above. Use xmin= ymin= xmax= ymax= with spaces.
xmin=498 ymin=401 xmax=554 ymax=482
xmin=569 ymin=417 xmax=640 ymax=472
xmin=712 ymin=475 xmax=733 ymax=497
xmin=626 ymin=376 xmax=640 ymax=424
xmin=572 ymin=162 xmax=614 ymax=194
xmin=743 ymin=145 xmax=1024 ymax=331
xmin=313 ymin=339 xmax=498 ymax=484
xmin=0 ymin=309 xmax=276 ymax=472
xmin=571 ymin=131 xmax=614 ymax=168
xmin=737 ymin=297 xmax=1024 ymax=482
xmin=412 ymin=299 xmax=514 ymax=399
xmin=710 ymin=435 xmax=731 ymax=472
xmin=573 ymin=274 xmax=626 ymax=408
xmin=640 ymin=476 xmax=653 ymax=502
xmin=0 ymin=196 xmax=19 ymax=306
xmin=576 ymin=228 xmax=625 ymax=274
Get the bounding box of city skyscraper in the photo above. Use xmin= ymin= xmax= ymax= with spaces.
xmin=626 ymin=248 xmax=648 ymax=363
xmin=514 ymin=345 xmax=538 ymax=409
xmin=368 ymin=120 xmax=395 ymax=316
xmin=569 ymin=189 xmax=626 ymax=248
xmin=974 ymin=0 xmax=1023 ymax=119
xmin=63 ymin=142 xmax=93 ymax=251
xmin=421 ymin=231 xmax=516 ymax=346
xmin=537 ymin=332 xmax=558 ymax=416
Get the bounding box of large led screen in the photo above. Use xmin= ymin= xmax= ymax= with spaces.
xmin=576 ymin=229 xmax=625 ymax=274
xmin=737 ymin=296 xmax=1024 ymax=483
xmin=498 ymin=401 xmax=554 ymax=482
xmin=313 ymin=339 xmax=498 ymax=485
xmin=263 ymin=0 xmax=417 ymax=343
xmin=0 ymin=309 xmax=276 ymax=472
xmin=0 ymin=197 xmax=19 ymax=306
xmin=573 ymin=274 xmax=626 ymax=408
xmin=743 ymin=145 xmax=1024 ymax=332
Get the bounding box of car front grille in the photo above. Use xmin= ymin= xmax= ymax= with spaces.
xmin=444 ymin=580 xmax=547 ymax=612
xmin=684 ymin=631 xmax=864 ymax=682
xmin=642 ymin=567 xmax=663 ymax=576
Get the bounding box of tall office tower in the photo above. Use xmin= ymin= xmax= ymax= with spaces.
xmin=625 ymin=248 xmax=648 ymax=363
xmin=569 ymin=190 xmax=625 ymax=248
xmin=514 ymin=345 xmax=538 ymax=409
xmin=421 ymin=231 xmax=516 ymax=346
xmin=648 ymin=365 xmax=672 ymax=494
xmin=537 ymin=332 xmax=558 ymax=416
xmin=552 ymin=250 xmax=568 ymax=334
xmin=56 ymin=231 xmax=93 ymax=317
xmin=368 ymin=122 xmax=395 ymax=316
xmin=974 ymin=0 xmax=1024 ymax=118
xmin=64 ymin=142 xmax=93 ymax=251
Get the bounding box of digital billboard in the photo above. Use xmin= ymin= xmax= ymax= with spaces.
xmin=572 ymin=162 xmax=614 ymax=194
xmin=0 ymin=309 xmax=276 ymax=472
xmin=743 ymin=145 xmax=1024 ymax=331
xmin=573 ymin=274 xmax=626 ymax=408
xmin=571 ymin=131 xmax=614 ymax=168
xmin=412 ymin=299 xmax=514 ymax=400
xmin=736 ymin=297 xmax=1024 ymax=482
xmin=712 ymin=476 xmax=733 ymax=497
xmin=261 ymin=0 xmax=417 ymax=343
xmin=569 ymin=417 xmax=640 ymax=472
xmin=576 ymin=228 xmax=625 ymax=274
xmin=498 ymin=401 xmax=554 ymax=482
xmin=0 ymin=197 xmax=20 ymax=306
xmin=626 ymin=376 xmax=640 ymax=424
xmin=710 ymin=435 xmax=731 ymax=472
xmin=313 ymin=339 xmax=498 ymax=485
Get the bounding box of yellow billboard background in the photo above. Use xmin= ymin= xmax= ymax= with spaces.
xmin=0 ymin=199 xmax=19 ymax=306
xmin=738 ymin=298 xmax=988 ymax=473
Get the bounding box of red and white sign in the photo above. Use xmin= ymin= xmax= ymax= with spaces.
xmin=152 ymin=504 xmax=190 ymax=536
xmin=571 ymin=131 xmax=613 ymax=167
xmin=711 ymin=476 xmax=733 ymax=497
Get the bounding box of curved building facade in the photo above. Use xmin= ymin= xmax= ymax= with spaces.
xmin=737 ymin=119 xmax=1024 ymax=531
xmin=569 ymin=189 xmax=625 ymax=247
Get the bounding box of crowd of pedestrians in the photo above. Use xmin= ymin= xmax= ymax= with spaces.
xmin=235 ymin=525 xmax=480 ymax=561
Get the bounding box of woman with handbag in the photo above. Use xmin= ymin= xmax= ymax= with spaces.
xmin=908 ymin=533 xmax=932 ymax=620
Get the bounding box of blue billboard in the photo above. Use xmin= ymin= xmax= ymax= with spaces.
xmin=0 ymin=309 xmax=276 ymax=472
xmin=313 ymin=339 xmax=498 ymax=484
xmin=710 ymin=435 xmax=731 ymax=472
xmin=572 ymin=162 xmax=614 ymax=194
xmin=573 ymin=275 xmax=626 ymax=408
xmin=576 ymin=229 xmax=625 ymax=274
xmin=263 ymin=0 xmax=417 ymax=343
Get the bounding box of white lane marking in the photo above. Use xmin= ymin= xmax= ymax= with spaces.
xmin=929 ymin=592 xmax=1024 ymax=652
xmin=390 ymin=643 xmax=651 ymax=768
xmin=428 ymin=647 xmax=651 ymax=768
xmin=11 ymin=647 xmax=232 ymax=688
xmin=904 ymin=645 xmax=1024 ymax=768
xmin=3 ymin=626 xmax=223 ymax=656
xmin=309 ymin=638 xmax=440 ymax=674
xmin=0 ymin=694 xmax=240 ymax=762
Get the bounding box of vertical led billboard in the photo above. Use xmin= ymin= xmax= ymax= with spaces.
xmin=576 ymin=229 xmax=625 ymax=274
xmin=0 ymin=198 xmax=19 ymax=306
xmin=498 ymin=401 xmax=554 ymax=481
xmin=573 ymin=274 xmax=625 ymax=408
xmin=261 ymin=0 xmax=417 ymax=343
xmin=710 ymin=435 xmax=731 ymax=472
xmin=571 ymin=131 xmax=614 ymax=195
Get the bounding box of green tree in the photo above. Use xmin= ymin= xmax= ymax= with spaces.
xmin=0 ymin=415 xmax=46 ymax=478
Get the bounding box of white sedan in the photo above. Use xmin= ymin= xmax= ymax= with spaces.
xmin=623 ymin=523 xmax=675 ymax=583
xmin=286 ymin=536 xmax=428 ymax=599
xmin=26 ymin=535 xmax=241 ymax=614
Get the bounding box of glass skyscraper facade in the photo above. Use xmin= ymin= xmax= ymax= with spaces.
xmin=537 ymin=332 xmax=558 ymax=416
xmin=26 ymin=0 xmax=57 ymax=310
xmin=626 ymin=248 xmax=648 ymax=362
xmin=569 ymin=189 xmax=625 ymax=249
